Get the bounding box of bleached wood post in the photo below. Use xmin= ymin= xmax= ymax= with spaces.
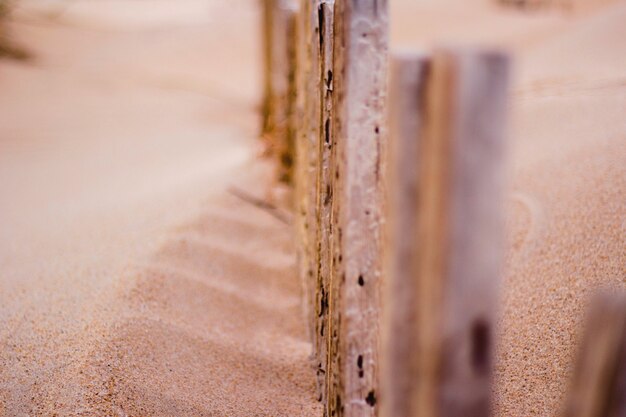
xmin=261 ymin=0 xmax=273 ymax=136
xmin=313 ymin=0 xmax=335 ymax=402
xmin=269 ymin=0 xmax=298 ymax=183
xmin=563 ymin=293 xmax=626 ymax=417
xmin=410 ymin=48 xmax=509 ymax=417
xmin=293 ymin=0 xmax=321 ymax=346
xmin=263 ymin=0 xmax=298 ymax=183
xmin=382 ymin=51 xmax=431 ymax=417
xmin=327 ymin=1 xmax=388 ymax=416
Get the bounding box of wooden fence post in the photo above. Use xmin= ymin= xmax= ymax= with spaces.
xmin=563 ymin=293 xmax=626 ymax=417
xmin=382 ymin=51 xmax=431 ymax=417
xmin=383 ymin=48 xmax=509 ymax=417
xmin=261 ymin=0 xmax=274 ymax=137
xmin=313 ymin=0 xmax=335 ymax=403
xmin=413 ymin=47 xmax=509 ymax=417
xmin=263 ymin=0 xmax=298 ymax=183
xmin=327 ymin=1 xmax=389 ymax=416
xmin=275 ymin=0 xmax=298 ymax=183
xmin=293 ymin=0 xmax=321 ymax=364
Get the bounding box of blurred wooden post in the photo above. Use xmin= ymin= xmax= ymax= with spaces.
xmin=382 ymin=51 xmax=431 ymax=417
xmin=293 ymin=0 xmax=321 ymax=364
xmin=327 ymin=1 xmax=389 ymax=416
xmin=563 ymin=293 xmax=626 ymax=417
xmin=383 ymin=50 xmax=510 ymax=417
xmin=276 ymin=0 xmax=299 ymax=183
xmin=411 ymin=48 xmax=509 ymax=417
xmin=263 ymin=0 xmax=298 ymax=183
xmin=261 ymin=0 xmax=273 ymax=137
xmin=313 ymin=0 xmax=335 ymax=403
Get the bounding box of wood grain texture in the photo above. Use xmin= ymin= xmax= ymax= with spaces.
xmin=415 ymin=48 xmax=509 ymax=417
xmin=293 ymin=0 xmax=321 ymax=353
xmin=564 ymin=293 xmax=626 ymax=417
xmin=382 ymin=52 xmax=431 ymax=417
xmin=313 ymin=0 xmax=335 ymax=404
xmin=327 ymin=1 xmax=389 ymax=416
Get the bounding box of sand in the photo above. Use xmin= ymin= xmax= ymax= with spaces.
xmin=0 ymin=0 xmax=624 ymax=416
xmin=0 ymin=0 xmax=320 ymax=415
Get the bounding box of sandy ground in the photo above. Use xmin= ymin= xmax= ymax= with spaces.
xmin=0 ymin=1 xmax=320 ymax=415
xmin=0 ymin=0 xmax=624 ymax=416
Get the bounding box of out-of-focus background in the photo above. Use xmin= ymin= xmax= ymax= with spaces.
xmin=0 ymin=0 xmax=624 ymax=415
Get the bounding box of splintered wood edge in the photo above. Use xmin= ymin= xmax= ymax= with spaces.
xmin=303 ymin=0 xmax=323 ymax=355
xmin=293 ymin=0 xmax=321 ymax=353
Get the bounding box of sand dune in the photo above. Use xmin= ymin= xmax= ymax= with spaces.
xmin=32 ymin=191 xmax=320 ymax=416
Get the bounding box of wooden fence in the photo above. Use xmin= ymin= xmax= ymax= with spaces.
xmin=260 ymin=1 xmax=625 ymax=416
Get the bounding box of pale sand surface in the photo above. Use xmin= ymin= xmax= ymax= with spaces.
xmin=0 ymin=0 xmax=624 ymax=416
xmin=1 ymin=0 xmax=319 ymax=415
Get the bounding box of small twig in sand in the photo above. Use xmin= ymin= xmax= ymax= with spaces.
xmin=227 ymin=186 xmax=290 ymax=225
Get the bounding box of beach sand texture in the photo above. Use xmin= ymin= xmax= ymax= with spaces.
xmin=0 ymin=0 xmax=624 ymax=415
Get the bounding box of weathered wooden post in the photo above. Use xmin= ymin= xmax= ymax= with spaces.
xmin=327 ymin=1 xmax=389 ymax=416
xmin=313 ymin=0 xmax=335 ymax=403
xmin=293 ymin=0 xmax=322 ymax=364
xmin=275 ymin=0 xmax=299 ymax=183
xmin=420 ymin=47 xmax=509 ymax=417
xmin=382 ymin=51 xmax=431 ymax=417
xmin=262 ymin=0 xmax=299 ymax=183
xmin=261 ymin=0 xmax=274 ymax=137
xmin=563 ymin=293 xmax=626 ymax=417
xmin=382 ymin=47 xmax=509 ymax=417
